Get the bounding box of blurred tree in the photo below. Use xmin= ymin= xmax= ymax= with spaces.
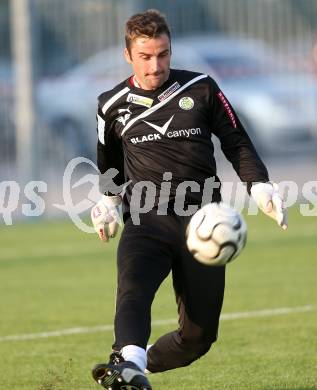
xmin=290 ymin=0 xmax=317 ymax=29
xmin=138 ymin=0 xmax=220 ymax=35
xmin=0 ymin=0 xmax=10 ymax=60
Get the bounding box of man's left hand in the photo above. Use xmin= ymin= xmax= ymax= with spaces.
xmin=251 ymin=182 xmax=288 ymax=230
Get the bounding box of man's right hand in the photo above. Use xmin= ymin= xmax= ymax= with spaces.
xmin=91 ymin=195 xmax=122 ymax=242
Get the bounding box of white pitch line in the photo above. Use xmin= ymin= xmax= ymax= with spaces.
xmin=0 ymin=305 xmax=314 ymax=342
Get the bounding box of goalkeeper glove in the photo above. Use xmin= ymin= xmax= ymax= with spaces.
xmin=91 ymin=195 xmax=121 ymax=242
xmin=251 ymin=182 xmax=288 ymax=230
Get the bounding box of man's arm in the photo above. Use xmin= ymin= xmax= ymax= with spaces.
xmin=208 ymin=78 xmax=269 ymax=192
xmin=91 ymin=103 xmax=125 ymax=241
xmin=208 ymin=78 xmax=287 ymax=229
xmin=96 ymin=105 xmax=125 ymax=192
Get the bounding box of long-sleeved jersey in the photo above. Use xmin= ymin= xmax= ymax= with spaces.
xmin=96 ymin=69 xmax=269 ymax=218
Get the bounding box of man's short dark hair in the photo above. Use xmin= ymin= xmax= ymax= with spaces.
xmin=125 ymin=9 xmax=171 ymax=55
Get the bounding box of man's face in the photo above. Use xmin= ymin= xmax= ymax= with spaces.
xmin=124 ymin=33 xmax=171 ymax=90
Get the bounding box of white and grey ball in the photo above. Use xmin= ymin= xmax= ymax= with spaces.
xmin=186 ymin=202 xmax=247 ymax=266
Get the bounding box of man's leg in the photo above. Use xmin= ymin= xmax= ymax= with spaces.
xmin=147 ymin=216 xmax=226 ymax=373
xmin=92 ymin=212 xmax=175 ymax=389
xmin=113 ymin=212 xmax=174 ymax=351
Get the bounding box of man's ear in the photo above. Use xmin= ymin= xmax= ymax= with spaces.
xmin=124 ymin=48 xmax=132 ymax=64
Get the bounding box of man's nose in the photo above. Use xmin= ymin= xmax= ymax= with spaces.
xmin=150 ymin=57 xmax=160 ymax=73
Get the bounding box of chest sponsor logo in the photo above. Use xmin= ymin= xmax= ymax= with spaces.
xmin=179 ymin=96 xmax=194 ymax=110
xmin=127 ymin=93 xmax=153 ymax=108
xmin=143 ymin=115 xmax=174 ymax=135
xmin=158 ymin=81 xmax=180 ymax=101
xmin=116 ymin=106 xmax=132 ymax=126
xmin=130 ymin=115 xmax=201 ymax=144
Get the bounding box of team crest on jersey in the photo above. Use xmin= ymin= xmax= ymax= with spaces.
xmin=158 ymin=81 xmax=180 ymax=101
xmin=116 ymin=106 xmax=132 ymax=126
xmin=127 ymin=93 xmax=153 ymax=108
xmin=179 ymin=96 xmax=194 ymax=110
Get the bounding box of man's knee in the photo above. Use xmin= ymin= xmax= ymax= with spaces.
xmin=146 ymin=329 xmax=218 ymax=373
xmin=176 ymin=332 xmax=217 ymax=365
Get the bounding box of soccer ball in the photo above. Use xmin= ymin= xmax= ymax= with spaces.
xmin=186 ymin=202 xmax=247 ymax=266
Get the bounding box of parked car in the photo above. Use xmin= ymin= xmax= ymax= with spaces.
xmin=37 ymin=35 xmax=317 ymax=159
xmin=172 ymin=35 xmax=317 ymax=155
xmin=37 ymin=47 xmax=130 ymax=159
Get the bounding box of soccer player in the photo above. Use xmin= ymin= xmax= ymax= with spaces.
xmin=91 ymin=9 xmax=287 ymax=390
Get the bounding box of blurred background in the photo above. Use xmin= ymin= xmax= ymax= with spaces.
xmin=1 ymin=0 xmax=317 ymax=221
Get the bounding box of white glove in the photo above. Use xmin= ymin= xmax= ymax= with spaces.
xmin=251 ymin=182 xmax=288 ymax=230
xmin=91 ymin=195 xmax=122 ymax=242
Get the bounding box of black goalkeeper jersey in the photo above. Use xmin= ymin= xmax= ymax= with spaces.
xmin=96 ymin=69 xmax=269 ymax=217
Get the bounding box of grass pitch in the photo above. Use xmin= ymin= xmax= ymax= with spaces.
xmin=0 ymin=206 xmax=316 ymax=389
